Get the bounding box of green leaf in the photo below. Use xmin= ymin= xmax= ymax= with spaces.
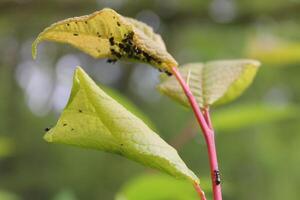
xmin=100 ymin=84 xmax=156 ymax=131
xmin=44 ymin=67 xmax=198 ymax=183
xmin=247 ymin=35 xmax=300 ymax=66
xmin=116 ymin=173 xmax=210 ymax=200
xmin=212 ymin=103 xmax=297 ymax=132
xmin=157 ymin=59 xmax=261 ymax=108
xmin=32 ymin=8 xmax=177 ymax=73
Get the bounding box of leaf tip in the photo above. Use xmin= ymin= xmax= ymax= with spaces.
xmin=43 ymin=132 xmax=53 ymax=143
xmin=74 ymin=66 xmax=86 ymax=77
xmin=243 ymin=59 xmax=261 ymax=68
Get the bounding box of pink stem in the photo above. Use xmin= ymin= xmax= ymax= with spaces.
xmin=193 ymin=181 xmax=207 ymax=200
xmin=203 ymin=107 xmax=213 ymax=129
xmin=171 ymin=67 xmax=222 ymax=200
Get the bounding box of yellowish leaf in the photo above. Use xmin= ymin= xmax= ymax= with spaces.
xmin=32 ymin=8 xmax=177 ymax=73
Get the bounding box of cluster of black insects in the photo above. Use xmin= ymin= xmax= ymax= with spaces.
xmin=70 ymin=20 xmax=172 ymax=76
xmin=107 ymin=31 xmax=172 ymax=76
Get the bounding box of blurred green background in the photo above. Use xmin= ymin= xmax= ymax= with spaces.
xmin=0 ymin=0 xmax=300 ymax=199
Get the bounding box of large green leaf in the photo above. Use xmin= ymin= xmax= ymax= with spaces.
xmin=116 ymin=173 xmax=210 ymax=200
xmin=32 ymin=8 xmax=177 ymax=73
xmin=212 ymin=103 xmax=297 ymax=132
xmin=44 ymin=67 xmax=198 ymax=183
xmin=246 ymin=35 xmax=300 ymax=66
xmin=99 ymin=84 xmax=156 ymax=131
xmin=157 ymin=59 xmax=261 ymax=108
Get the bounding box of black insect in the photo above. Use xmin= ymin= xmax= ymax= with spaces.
xmin=44 ymin=127 xmax=51 ymax=132
xmin=165 ymin=71 xmax=172 ymax=76
xmin=214 ymin=170 xmax=221 ymax=185
xmin=117 ymin=21 xmax=121 ymax=26
xmin=109 ymin=37 xmax=115 ymax=45
xmin=107 ymin=58 xmax=117 ymax=63
xmin=133 ymin=46 xmax=142 ymax=54
xmin=118 ymin=43 xmax=124 ymax=49
xmin=142 ymin=52 xmax=152 ymax=62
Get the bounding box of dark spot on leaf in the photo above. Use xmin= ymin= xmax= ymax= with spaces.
xmin=44 ymin=127 xmax=51 ymax=132
xmin=85 ymin=21 xmax=88 ymax=24
xmin=67 ymin=23 xmax=70 ymax=26
xmin=120 ymin=143 xmax=124 ymax=146
xmin=71 ymin=128 xmax=74 ymax=131
xmin=73 ymin=33 xmax=79 ymax=36
xmin=79 ymin=109 xmax=82 ymax=113
xmin=63 ymin=123 xmax=67 ymax=127
xmin=117 ymin=22 xmax=121 ymax=26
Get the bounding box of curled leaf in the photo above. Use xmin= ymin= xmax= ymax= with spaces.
xmin=158 ymin=59 xmax=261 ymax=108
xmin=32 ymin=8 xmax=177 ymax=73
xmin=44 ymin=67 xmax=198 ymax=183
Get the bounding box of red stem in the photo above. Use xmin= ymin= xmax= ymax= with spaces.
xmin=193 ymin=181 xmax=207 ymax=200
xmin=171 ymin=67 xmax=222 ymax=200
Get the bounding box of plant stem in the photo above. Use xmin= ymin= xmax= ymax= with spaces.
xmin=193 ymin=181 xmax=207 ymax=200
xmin=171 ymin=67 xmax=222 ymax=200
xmin=203 ymin=107 xmax=213 ymax=129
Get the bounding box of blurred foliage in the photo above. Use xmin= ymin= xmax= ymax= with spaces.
xmin=1 ymin=0 xmax=300 ymax=200
xmin=52 ymin=189 xmax=78 ymax=200
xmin=0 ymin=137 xmax=15 ymax=158
xmin=116 ymin=173 xmax=210 ymax=200
xmin=212 ymin=103 xmax=297 ymax=132
xmin=0 ymin=190 xmax=20 ymax=200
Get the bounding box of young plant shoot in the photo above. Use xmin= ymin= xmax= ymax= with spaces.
xmin=33 ymin=8 xmax=260 ymax=200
